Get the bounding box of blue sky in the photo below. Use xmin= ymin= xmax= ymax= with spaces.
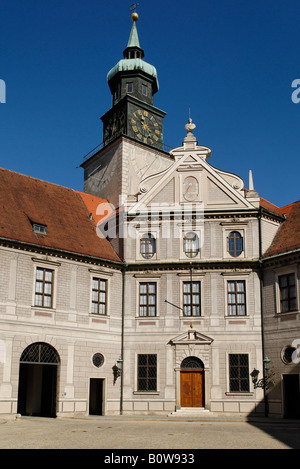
xmin=1 ymin=0 xmax=299 ymax=207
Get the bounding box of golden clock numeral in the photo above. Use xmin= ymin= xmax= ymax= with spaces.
xmin=131 ymin=118 xmax=136 ymax=124
xmin=143 ymin=110 xmax=148 ymax=117
xmin=144 ymin=137 xmax=147 ymax=143
xmin=137 ymin=109 xmax=142 ymax=115
xmin=150 ymin=139 xmax=154 ymax=144
xmin=137 ymin=133 xmax=142 ymax=139
xmin=155 ymin=129 xmax=160 ymax=135
xmin=154 ymin=123 xmax=158 ymax=127
xmin=132 ymin=125 xmax=138 ymax=132
xmin=153 ymin=135 xmax=159 ymax=141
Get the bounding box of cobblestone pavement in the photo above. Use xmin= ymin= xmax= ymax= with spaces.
xmin=0 ymin=415 xmax=300 ymax=450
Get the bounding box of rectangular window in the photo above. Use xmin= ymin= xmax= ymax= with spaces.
xmin=91 ymin=278 xmax=107 ymax=315
xmin=137 ymin=354 xmax=157 ymax=392
xmin=227 ymin=280 xmax=246 ymax=316
xmin=183 ymin=281 xmax=201 ymax=316
xmin=126 ymin=82 xmax=133 ymax=93
xmin=229 ymin=354 xmax=250 ymax=392
xmin=35 ymin=267 xmax=54 ymax=308
xmin=142 ymin=84 xmax=148 ymax=96
xmin=32 ymin=223 xmax=47 ymax=235
xmin=139 ymin=282 xmax=156 ymax=316
xmin=279 ymin=273 xmax=296 ymax=313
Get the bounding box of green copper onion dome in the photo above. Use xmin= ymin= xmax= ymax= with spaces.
xmin=107 ymin=13 xmax=159 ymax=94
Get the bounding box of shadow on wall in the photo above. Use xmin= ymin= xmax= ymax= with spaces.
xmin=246 ymin=375 xmax=300 ymax=449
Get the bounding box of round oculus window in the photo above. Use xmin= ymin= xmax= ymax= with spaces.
xmin=92 ymin=353 xmax=105 ymax=368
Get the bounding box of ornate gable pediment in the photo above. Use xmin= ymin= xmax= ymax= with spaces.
xmin=127 ymin=122 xmax=258 ymax=215
xmin=168 ymin=326 xmax=214 ymax=346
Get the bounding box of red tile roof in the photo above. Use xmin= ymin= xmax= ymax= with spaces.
xmin=264 ymin=200 xmax=300 ymax=257
xmin=0 ymin=168 xmax=121 ymax=263
xmin=260 ymin=197 xmax=282 ymax=216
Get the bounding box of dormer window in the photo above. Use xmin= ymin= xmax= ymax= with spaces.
xmin=32 ymin=223 xmax=47 ymax=235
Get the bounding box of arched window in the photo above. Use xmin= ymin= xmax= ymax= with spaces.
xmin=20 ymin=342 xmax=60 ymax=365
xmin=227 ymin=231 xmax=243 ymax=257
xmin=183 ymin=232 xmax=199 ymax=258
xmin=140 ymin=233 xmax=156 ymax=259
xmin=181 ymin=356 xmax=204 ymax=369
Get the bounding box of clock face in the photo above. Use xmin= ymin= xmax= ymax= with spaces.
xmin=104 ymin=110 xmax=126 ymax=142
xmin=131 ymin=109 xmax=161 ymax=145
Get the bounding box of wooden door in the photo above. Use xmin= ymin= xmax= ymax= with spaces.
xmin=180 ymin=370 xmax=204 ymax=407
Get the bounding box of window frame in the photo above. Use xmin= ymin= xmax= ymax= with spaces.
xmin=227 ymin=231 xmax=243 ymax=257
xmin=182 ymin=280 xmax=201 ymax=317
xmin=274 ymin=265 xmax=298 ymax=314
xmin=278 ymin=273 xmax=297 ymax=313
xmin=221 ymin=224 xmax=247 ymax=259
xmin=139 ymin=281 xmax=157 ymax=317
xmin=126 ymin=82 xmax=133 ymax=93
xmin=183 ymin=231 xmax=200 ymax=259
xmin=228 ymin=353 xmax=250 ymax=393
xmin=140 ymin=233 xmax=156 ymax=259
xmin=32 ymin=223 xmax=47 ymax=235
xmin=137 ymin=354 xmax=157 ymax=392
xmin=91 ymin=277 xmax=108 ymax=316
xmin=142 ymin=84 xmax=148 ymax=96
xmin=227 ymin=279 xmax=247 ymax=316
xmin=34 ymin=267 xmax=54 ymax=309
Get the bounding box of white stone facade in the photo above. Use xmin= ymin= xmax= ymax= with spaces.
xmin=0 ymin=246 xmax=123 ymax=417
xmin=0 ymin=127 xmax=287 ymax=419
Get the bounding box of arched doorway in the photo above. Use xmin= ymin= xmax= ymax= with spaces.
xmin=17 ymin=342 xmax=60 ymax=418
xmin=180 ymin=356 xmax=205 ymax=407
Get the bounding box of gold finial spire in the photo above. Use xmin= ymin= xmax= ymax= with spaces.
xmin=130 ymin=3 xmax=139 ymax=21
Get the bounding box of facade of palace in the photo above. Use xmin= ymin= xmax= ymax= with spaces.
xmin=0 ymin=13 xmax=299 ymax=419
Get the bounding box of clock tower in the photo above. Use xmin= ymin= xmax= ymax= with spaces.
xmin=101 ymin=12 xmax=166 ymax=150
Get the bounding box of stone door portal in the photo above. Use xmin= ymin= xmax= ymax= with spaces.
xmin=180 ymin=356 xmax=205 ymax=408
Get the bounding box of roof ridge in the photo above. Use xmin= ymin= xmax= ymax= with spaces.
xmin=0 ymin=166 xmax=76 ymax=192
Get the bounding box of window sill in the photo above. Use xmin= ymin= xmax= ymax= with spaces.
xmin=32 ymin=306 xmax=55 ymax=312
xmin=225 ymin=392 xmax=253 ymax=396
xmin=136 ymin=316 xmax=158 ymax=319
xmin=133 ymin=391 xmax=160 ymax=395
xmin=90 ymin=313 xmax=109 ymax=318
xmin=276 ymin=310 xmax=299 ymax=316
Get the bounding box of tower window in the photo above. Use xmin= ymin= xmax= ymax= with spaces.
xmin=126 ymin=82 xmax=133 ymax=93
xmin=142 ymin=84 xmax=148 ymax=96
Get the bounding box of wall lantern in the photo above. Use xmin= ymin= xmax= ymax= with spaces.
xmin=250 ymin=357 xmax=275 ymax=389
xmin=112 ymin=356 xmax=123 ymax=384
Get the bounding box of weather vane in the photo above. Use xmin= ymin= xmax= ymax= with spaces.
xmin=130 ymin=3 xmax=139 ymax=13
